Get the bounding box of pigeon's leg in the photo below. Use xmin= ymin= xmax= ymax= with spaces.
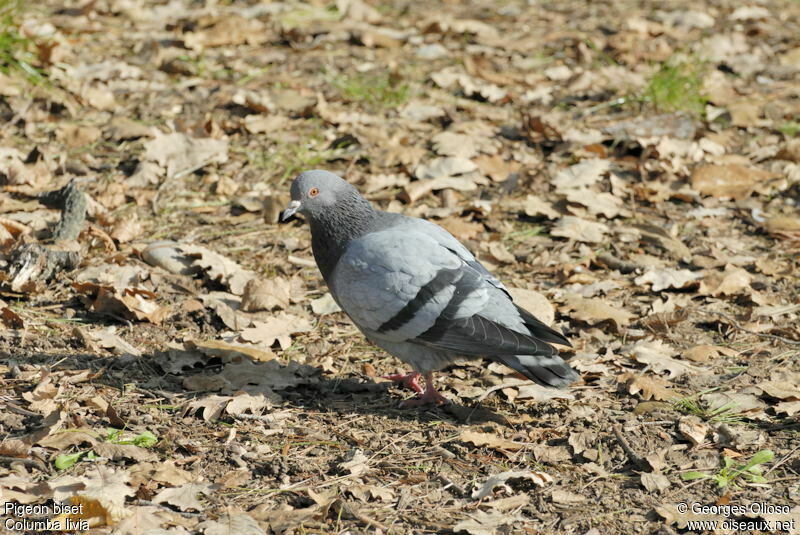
xmin=382 ymin=371 xmax=424 ymax=394
xmin=400 ymin=372 xmax=450 ymax=407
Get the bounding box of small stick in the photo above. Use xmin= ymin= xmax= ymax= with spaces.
xmin=700 ymin=310 xmax=800 ymax=347
xmin=612 ymin=425 xmax=649 ymax=471
xmin=0 ymin=455 xmax=50 ymax=473
xmin=338 ymin=501 xmax=389 ymax=531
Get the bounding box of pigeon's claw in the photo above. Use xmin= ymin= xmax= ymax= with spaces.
xmin=399 ymin=372 xmax=451 ymax=407
xmin=382 ymin=371 xmax=424 ymax=394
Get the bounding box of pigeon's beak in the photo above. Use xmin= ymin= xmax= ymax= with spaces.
xmin=280 ymin=200 xmax=301 ymax=223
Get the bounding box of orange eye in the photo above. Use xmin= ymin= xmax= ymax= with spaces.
xmin=308 ymin=187 xmax=319 ymax=198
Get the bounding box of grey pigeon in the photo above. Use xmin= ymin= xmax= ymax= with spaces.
xmin=282 ymin=170 xmax=578 ymax=406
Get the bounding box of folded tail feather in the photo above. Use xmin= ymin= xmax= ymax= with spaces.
xmin=492 ymin=353 xmax=579 ymax=388
xmin=515 ymin=304 xmax=571 ymax=347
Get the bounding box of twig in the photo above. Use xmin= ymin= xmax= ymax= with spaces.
xmin=4 ymin=401 xmax=41 ymax=418
xmin=135 ymin=500 xmax=203 ymax=518
xmin=612 ymin=425 xmax=649 ymax=471
xmin=436 ymin=473 xmax=467 ymax=498
xmin=700 ymin=310 xmax=800 ymax=346
xmin=83 ymin=224 xmax=117 ymax=253
xmin=638 ymin=420 xmax=675 ymax=426
xmin=765 ymin=445 xmax=800 ymax=476
xmin=152 ymin=157 xmax=221 ymax=215
xmin=0 ymin=455 xmax=50 ymax=473
xmin=475 ymin=379 xmax=527 ymax=402
xmin=338 ymin=501 xmax=389 ymax=532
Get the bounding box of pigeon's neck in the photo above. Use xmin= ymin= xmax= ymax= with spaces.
xmin=310 ymin=194 xmax=377 ymax=281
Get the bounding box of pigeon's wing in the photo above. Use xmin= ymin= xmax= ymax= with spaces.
xmin=405 ymin=218 xmax=510 ymax=295
xmin=330 ymin=230 xmax=490 ymax=342
xmin=392 ymin=217 xmax=570 ymax=348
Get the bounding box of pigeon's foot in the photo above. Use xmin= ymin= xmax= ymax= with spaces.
xmin=382 ymin=371 xmax=423 ymax=394
xmin=399 ymin=372 xmax=450 ymax=407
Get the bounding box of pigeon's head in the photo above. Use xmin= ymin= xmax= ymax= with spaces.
xmin=281 ymin=170 xmax=362 ymax=223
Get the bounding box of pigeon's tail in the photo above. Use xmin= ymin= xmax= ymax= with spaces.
xmin=493 ymin=353 xmax=579 ymax=388
xmin=515 ymin=304 xmax=572 ymax=347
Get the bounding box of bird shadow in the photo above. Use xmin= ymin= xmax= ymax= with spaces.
xmin=6 ymin=347 xmax=509 ymax=428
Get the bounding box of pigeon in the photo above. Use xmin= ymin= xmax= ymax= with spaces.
xmin=281 ymin=170 xmax=578 ymax=406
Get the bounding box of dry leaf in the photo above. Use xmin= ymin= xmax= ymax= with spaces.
xmin=153 ymin=482 xmax=217 ymax=512
xmin=551 ymin=159 xmax=610 ymax=191
xmin=524 ymin=195 xmax=559 ymax=219
xmin=640 ymin=472 xmax=671 ymax=493
xmin=197 ymin=513 xmax=265 ymax=535
xmin=225 ymin=392 xmax=272 ymax=416
xmin=0 ymin=438 xmax=30 ymax=457
xmin=486 ymin=242 xmax=515 ymax=264
xmin=635 ymin=268 xmax=702 ymax=291
xmin=186 ymin=395 xmax=231 ymax=422
xmin=628 ymin=339 xmax=702 ymax=379
xmin=698 ymin=265 xmax=752 ymax=296
xmin=472 ymin=469 xmax=553 ymax=499
xmin=565 ymin=188 xmax=623 ymax=218
xmin=73 ymin=282 xmax=170 ymax=324
xmin=475 ymin=154 xmax=518 ymax=182
xmin=678 ymin=415 xmax=708 ymax=446
xmin=141 ymin=132 xmax=228 ymax=181
xmin=507 ymin=288 xmax=555 ymax=327
xmin=415 ymin=156 xmax=477 ymax=179
xmin=563 ymin=295 xmax=634 ymax=330
xmin=239 ymin=313 xmax=313 ymax=349
xmin=189 ymin=339 xmax=276 ymax=363
xmin=431 ymin=132 xmax=482 ymax=159
xmin=93 ymin=442 xmax=157 ymax=462
xmin=551 ymin=216 xmax=610 ymax=243
xmin=55 ymin=466 xmax=135 ymax=527
xmin=310 ymin=293 xmax=342 ymax=315
xmin=218 ymin=359 xmax=319 ymax=393
xmin=240 ymin=277 xmax=291 ymax=312
xmin=460 ymin=429 xmax=523 ymax=452
xmin=683 ymin=344 xmax=737 ymax=363
xmin=453 ymin=510 xmax=519 ymax=535
xmin=339 ymin=449 xmax=370 ymax=476
xmin=618 ymin=373 xmax=679 ymax=401
xmin=439 ymin=217 xmax=484 ymax=241
xmin=691 ymin=164 xmax=775 ymax=200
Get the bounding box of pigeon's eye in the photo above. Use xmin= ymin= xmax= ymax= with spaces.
xmin=308 ymin=187 xmax=320 ymax=198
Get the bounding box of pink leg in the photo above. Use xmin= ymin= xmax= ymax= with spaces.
xmin=382 ymin=371 xmax=424 ymax=394
xmin=399 ymin=372 xmax=450 ymax=407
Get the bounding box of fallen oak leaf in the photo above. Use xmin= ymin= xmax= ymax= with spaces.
xmin=618 ymin=372 xmax=680 ymax=401
xmin=472 ymin=469 xmax=553 ymax=499
xmin=240 ymin=277 xmax=292 ymax=312
xmin=53 ymin=465 xmax=135 ymax=528
xmin=691 ymin=164 xmax=775 ymax=200
xmin=635 ymin=268 xmax=702 ymax=291
xmin=551 ymin=216 xmax=610 ymax=243
xmin=563 ymin=295 xmax=634 ymax=331
xmin=152 ymin=481 xmax=219 ymax=512
xmin=239 ymin=313 xmax=313 ymax=349
xmin=92 ymin=442 xmax=157 ymax=462
xmin=73 ymin=282 xmax=169 ymax=324
xmin=683 ymin=344 xmax=737 ymax=363
xmin=197 ymin=513 xmax=265 ymax=535
xmin=698 ymin=265 xmax=753 ymax=296
xmin=460 ymin=429 xmax=523 ymax=452
xmin=453 ymin=509 xmax=521 ymax=535
xmin=627 ymin=339 xmax=703 ymax=379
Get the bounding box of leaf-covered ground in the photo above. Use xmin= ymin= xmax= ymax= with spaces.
xmin=1 ymin=0 xmax=799 ymax=533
